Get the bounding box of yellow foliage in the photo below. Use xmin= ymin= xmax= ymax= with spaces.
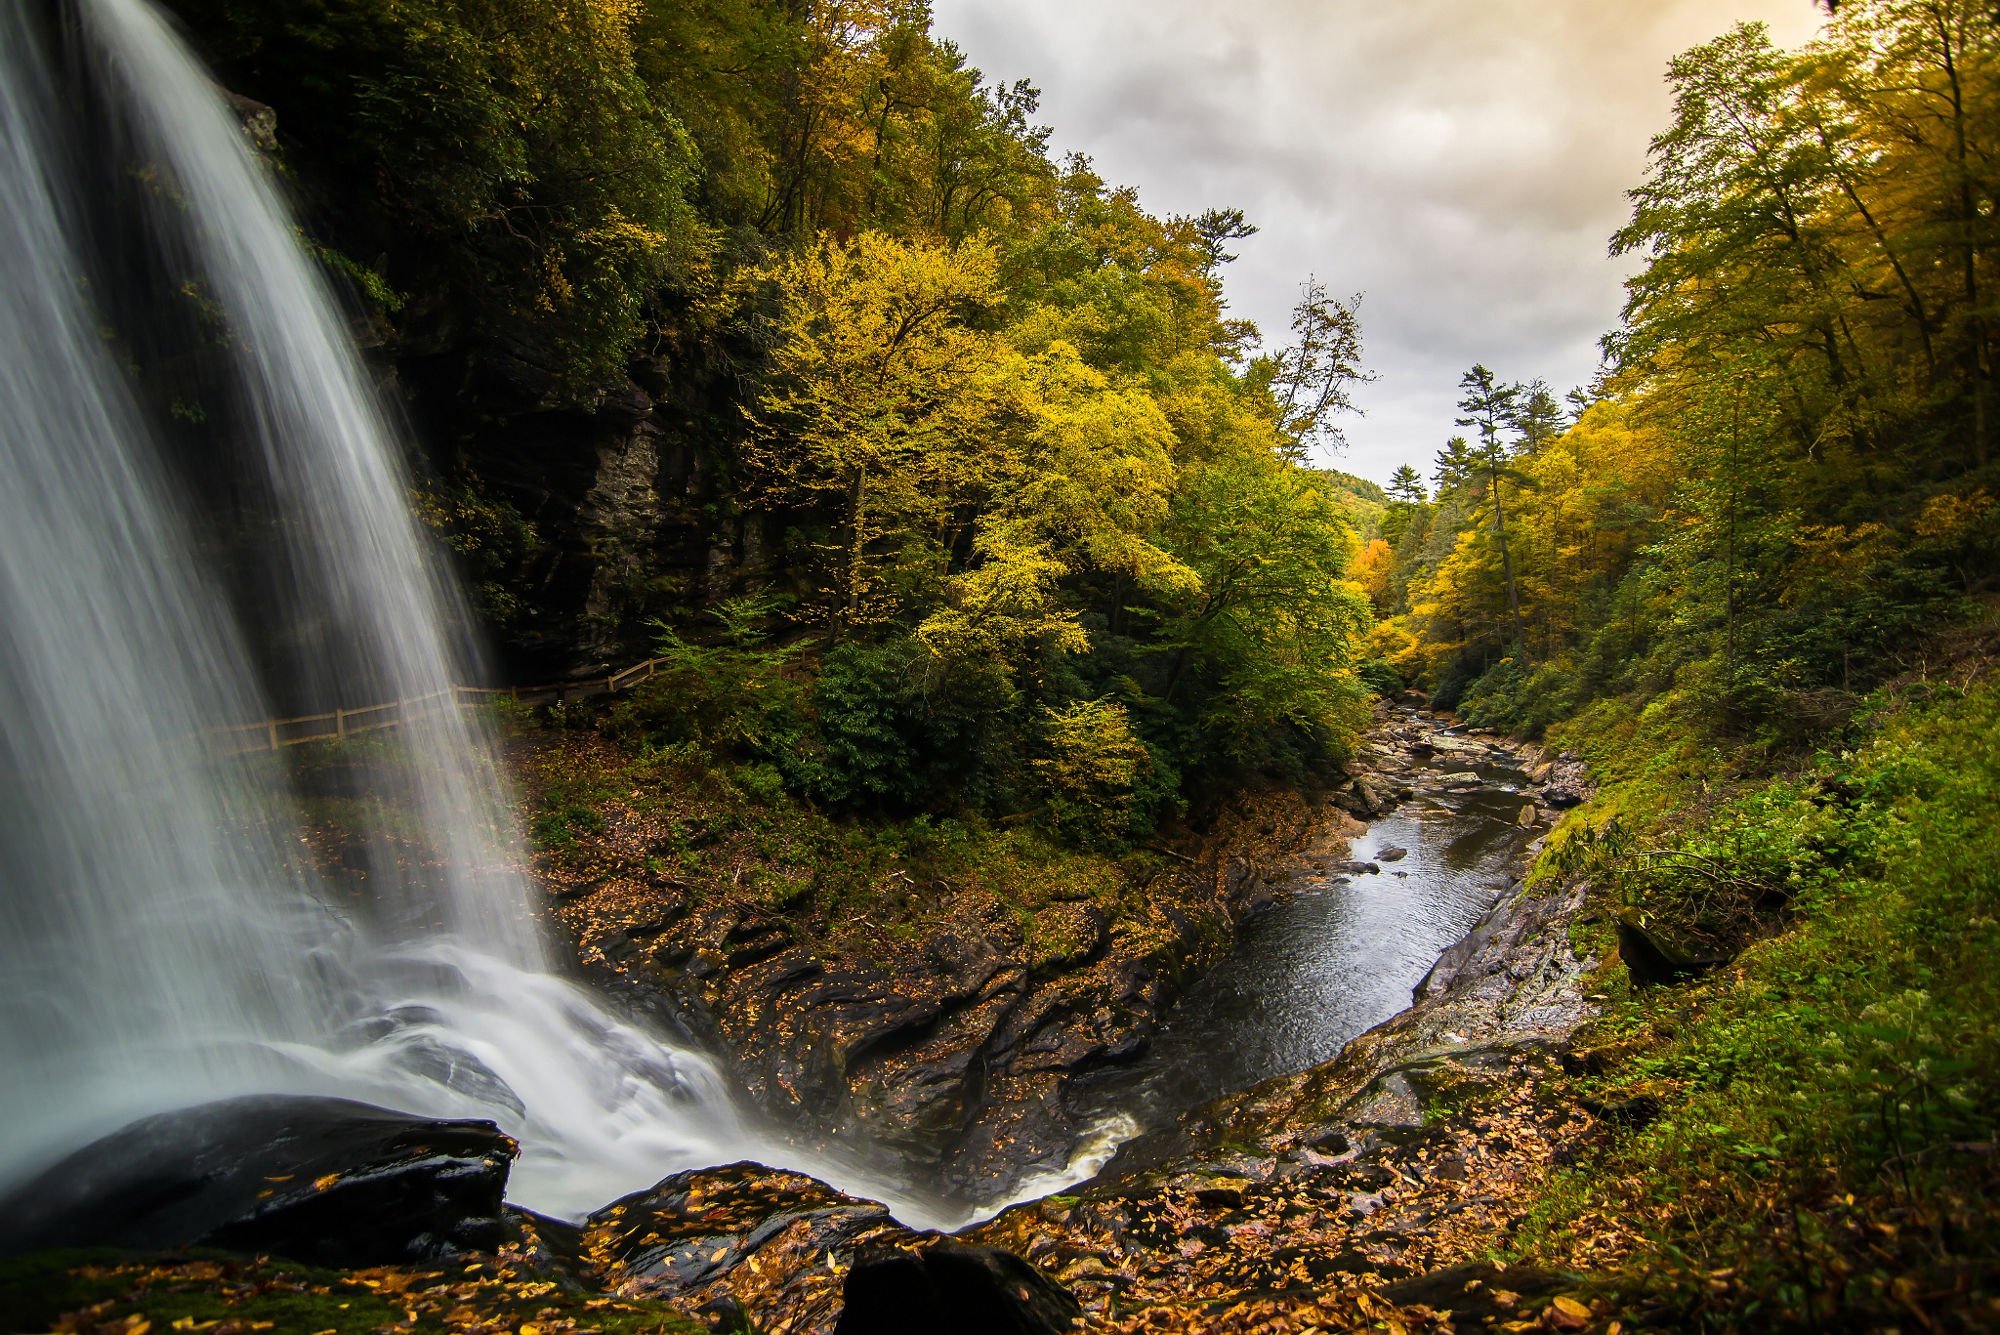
xmin=1033 ymin=700 xmax=1150 ymax=803
xmin=1351 ymin=537 xmax=1395 ymax=610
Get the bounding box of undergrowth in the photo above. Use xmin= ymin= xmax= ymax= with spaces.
xmin=1512 ymin=678 xmax=2000 ymax=1329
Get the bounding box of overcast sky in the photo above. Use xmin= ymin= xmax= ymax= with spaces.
xmin=927 ymin=1 xmax=1829 ymax=486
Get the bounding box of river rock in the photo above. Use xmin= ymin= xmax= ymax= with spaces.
xmin=1439 ymin=771 xmax=1481 ymax=787
xmin=1616 ymin=913 xmax=1729 ymax=986
xmin=836 ymin=1238 xmax=1082 ymax=1334
xmin=1376 ymin=846 xmax=1408 ymax=863
xmin=0 ymin=1095 xmax=516 ymax=1266
xmin=582 ymin=1163 xmax=903 ymax=1322
xmin=582 ymin=1163 xmax=1075 ymax=1335
xmin=1331 ymin=777 xmax=1385 ymax=817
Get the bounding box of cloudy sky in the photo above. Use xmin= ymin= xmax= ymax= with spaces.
xmin=926 ymin=1 xmax=1829 ymax=486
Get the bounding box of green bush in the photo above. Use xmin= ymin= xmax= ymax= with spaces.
xmin=607 ymin=596 xmax=804 ymax=753
xmin=1455 ymin=656 xmax=1578 ymax=737
xmin=1033 ymin=699 xmax=1154 ymax=849
xmin=1357 ymin=657 xmax=1405 ymax=697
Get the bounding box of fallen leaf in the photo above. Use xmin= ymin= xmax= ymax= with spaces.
xmin=1546 ymin=1294 xmax=1592 ymax=1330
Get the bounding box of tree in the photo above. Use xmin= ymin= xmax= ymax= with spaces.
xmin=1388 ymin=463 xmax=1428 ymax=504
xmin=1191 ymin=206 xmax=1258 ymax=274
xmin=1455 ymin=364 xmax=1527 ymax=650
xmin=745 ymin=233 xmax=1006 ymax=631
xmin=916 ymin=341 xmax=1195 ymax=670
xmin=1509 ymin=378 xmax=1566 ymax=450
xmin=1159 ymin=458 xmax=1372 ymax=762
xmin=1256 ymin=279 xmax=1374 ymax=456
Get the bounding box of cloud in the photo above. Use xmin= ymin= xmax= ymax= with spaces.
xmin=930 ymin=0 xmax=1827 ymax=483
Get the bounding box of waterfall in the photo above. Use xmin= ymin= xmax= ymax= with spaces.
xmin=0 ymin=0 xmax=957 ymax=1227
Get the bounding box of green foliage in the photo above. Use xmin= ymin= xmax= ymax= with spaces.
xmin=171 ymin=0 xmax=1382 ymax=836
xmin=1356 ymin=657 xmax=1404 ymax=697
xmin=1032 ymin=699 xmax=1155 ymax=847
xmin=610 ymin=596 xmax=806 ymax=754
xmin=1520 ymin=678 xmax=2000 ymax=1327
xmin=170 ymin=0 xmax=707 ymax=396
xmin=1158 ymin=458 xmax=1373 ymax=773
xmin=410 ymin=478 xmax=543 ymax=633
xmin=767 ymin=638 xmax=1022 ymax=814
xmin=1453 ymin=656 xmax=1577 ymax=738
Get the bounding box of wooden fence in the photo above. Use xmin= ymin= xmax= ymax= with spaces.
xmin=207 ymin=656 xmax=668 ymax=755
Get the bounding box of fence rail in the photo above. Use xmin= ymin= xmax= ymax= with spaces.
xmin=208 ymin=657 xmax=667 ymax=755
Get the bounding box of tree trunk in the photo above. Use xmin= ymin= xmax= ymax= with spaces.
xmin=1935 ymin=5 xmax=1992 ymax=468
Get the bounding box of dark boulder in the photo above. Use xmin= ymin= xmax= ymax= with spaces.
xmin=582 ymin=1163 xmax=901 ymax=1302
xmin=1580 ymin=1091 xmax=1666 ymax=1129
xmin=0 ymin=1095 xmax=516 ymax=1266
xmin=1616 ymin=913 xmax=1729 ymax=986
xmin=835 ymin=1239 xmax=1082 ymax=1335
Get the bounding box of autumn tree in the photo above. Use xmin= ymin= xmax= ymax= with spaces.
xmin=746 ymin=233 xmax=1006 ymax=630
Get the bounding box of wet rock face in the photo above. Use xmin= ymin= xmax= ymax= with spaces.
xmin=577 ymin=421 xmax=665 ymax=663
xmin=582 ymin=1163 xmax=905 ymax=1327
xmin=0 ymin=1096 xmax=516 ymax=1267
xmin=557 ymin=788 xmax=1334 ymax=1205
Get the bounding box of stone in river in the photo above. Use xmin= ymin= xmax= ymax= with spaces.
xmin=1377 ymin=846 xmax=1408 ymax=862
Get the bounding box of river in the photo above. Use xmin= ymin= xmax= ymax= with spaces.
xmin=1068 ymin=715 xmax=1543 ymax=1141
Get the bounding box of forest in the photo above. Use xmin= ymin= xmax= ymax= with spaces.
xmin=1 ymin=0 xmax=1996 ymax=1332
xmin=163 ymin=0 xmax=1400 ymax=848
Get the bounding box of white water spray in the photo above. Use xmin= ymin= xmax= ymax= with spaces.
xmin=0 ymin=0 xmax=962 ymax=1229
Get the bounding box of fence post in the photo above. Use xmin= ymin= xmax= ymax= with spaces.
xmin=335 ymin=707 xmax=347 ymax=740
xmin=266 ymin=720 xmax=279 ymax=751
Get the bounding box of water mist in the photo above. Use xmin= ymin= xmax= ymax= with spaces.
xmin=0 ymin=0 xmax=990 ymax=1227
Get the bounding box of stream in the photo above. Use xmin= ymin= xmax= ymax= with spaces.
xmin=1067 ymin=716 xmax=1542 ymax=1147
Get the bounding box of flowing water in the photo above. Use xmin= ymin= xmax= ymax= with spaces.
xmin=1072 ymin=737 xmax=1541 ymax=1131
xmin=0 ymin=0 xmax=956 ymax=1229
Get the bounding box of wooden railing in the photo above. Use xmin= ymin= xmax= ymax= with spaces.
xmin=207 ymin=657 xmax=668 ymax=755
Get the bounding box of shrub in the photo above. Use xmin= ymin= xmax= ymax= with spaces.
xmin=1033 ymin=699 xmax=1153 ymax=848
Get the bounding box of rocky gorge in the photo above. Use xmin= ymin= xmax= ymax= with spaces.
xmin=5 ymin=709 xmax=1612 ymax=1334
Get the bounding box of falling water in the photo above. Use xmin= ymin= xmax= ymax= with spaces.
xmin=0 ymin=0 xmax=964 ymax=1227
